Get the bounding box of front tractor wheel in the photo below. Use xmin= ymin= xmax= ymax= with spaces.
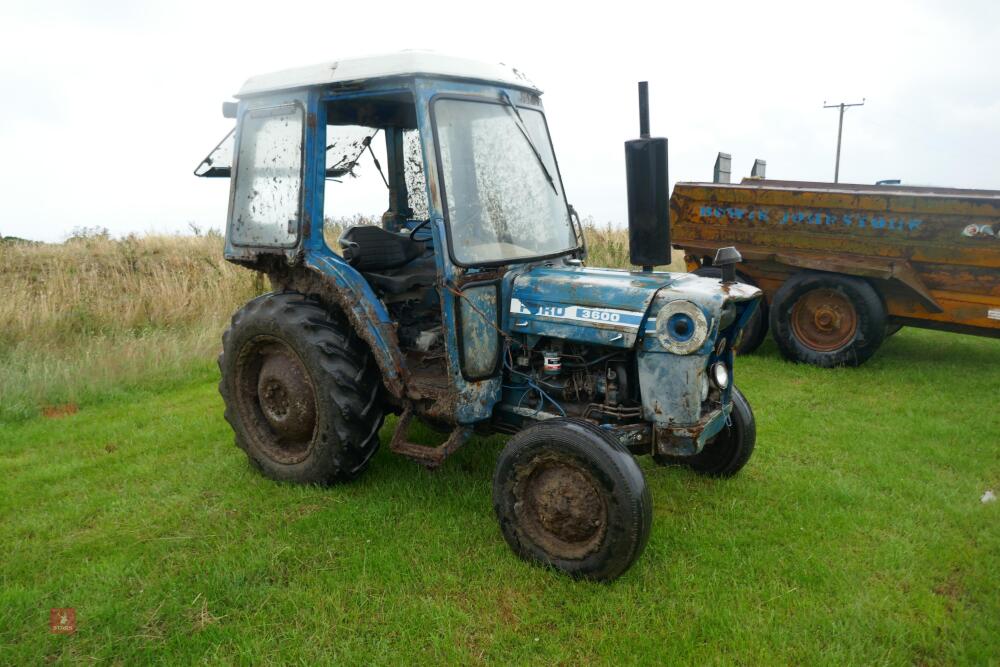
xmin=219 ymin=292 xmax=384 ymax=485
xmin=492 ymin=419 xmax=652 ymax=581
xmin=653 ymin=386 xmax=756 ymax=477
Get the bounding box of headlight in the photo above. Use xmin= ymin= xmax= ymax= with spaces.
xmin=655 ymin=300 xmax=709 ymax=354
xmin=711 ymin=362 xmax=730 ymax=390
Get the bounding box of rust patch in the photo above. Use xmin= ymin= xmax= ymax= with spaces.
xmin=455 ymin=266 xmax=507 ymax=287
xmin=42 ymin=403 xmax=78 ymax=419
xmin=427 ymin=173 xmax=439 ymax=209
xmin=389 ymin=407 xmax=471 ymax=469
xmin=790 ymin=288 xmax=859 ymax=351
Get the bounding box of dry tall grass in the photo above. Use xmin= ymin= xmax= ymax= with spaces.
xmin=0 ymin=233 xmax=260 ymax=349
xmin=0 ymin=224 xmax=680 ymax=421
xmin=583 ymin=222 xmax=685 ymax=271
xmin=0 ymin=233 xmax=261 ymax=420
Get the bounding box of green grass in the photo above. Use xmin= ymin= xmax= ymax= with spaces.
xmin=2 ymin=328 xmax=998 ymax=664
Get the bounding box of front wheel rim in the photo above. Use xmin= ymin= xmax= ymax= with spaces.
xmin=512 ymin=453 xmax=609 ymax=560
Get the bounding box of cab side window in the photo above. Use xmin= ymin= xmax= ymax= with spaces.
xmin=230 ymin=105 xmax=304 ymax=247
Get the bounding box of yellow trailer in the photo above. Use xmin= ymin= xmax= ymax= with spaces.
xmin=671 ymin=180 xmax=1000 ymax=366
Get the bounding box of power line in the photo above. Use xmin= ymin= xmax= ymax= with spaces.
xmin=823 ymin=99 xmax=865 ymax=183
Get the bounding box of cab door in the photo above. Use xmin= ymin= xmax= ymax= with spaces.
xmin=416 ymin=92 xmax=504 ymax=424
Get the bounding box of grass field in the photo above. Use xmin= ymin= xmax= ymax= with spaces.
xmin=2 ymin=234 xmax=998 ymax=664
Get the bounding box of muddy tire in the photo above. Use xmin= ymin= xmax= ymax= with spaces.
xmin=694 ymin=267 xmax=768 ymax=354
xmin=492 ymin=418 xmax=651 ymax=581
xmin=219 ymin=292 xmax=384 ymax=485
xmin=676 ymin=386 xmax=756 ymax=477
xmin=770 ymin=271 xmax=886 ymax=367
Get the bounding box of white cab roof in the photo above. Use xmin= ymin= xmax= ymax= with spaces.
xmin=236 ymin=51 xmax=540 ymax=97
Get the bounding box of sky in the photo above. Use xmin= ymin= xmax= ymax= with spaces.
xmin=1 ymin=0 xmax=998 ymax=242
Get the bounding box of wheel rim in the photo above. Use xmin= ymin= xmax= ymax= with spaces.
xmin=235 ymin=336 xmax=317 ymax=465
xmin=790 ymin=288 xmax=858 ymax=351
xmin=513 ymin=454 xmax=608 ymax=560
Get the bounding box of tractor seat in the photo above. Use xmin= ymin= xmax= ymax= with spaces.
xmin=364 ymin=254 xmax=437 ymax=294
xmin=340 ymin=225 xmax=423 ymax=272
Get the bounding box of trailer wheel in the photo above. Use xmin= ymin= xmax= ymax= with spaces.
xmin=493 ymin=419 xmax=651 ymax=581
xmin=219 ymin=292 xmax=384 ymax=485
xmin=693 ymin=267 xmax=768 ymax=354
xmin=770 ymin=272 xmax=886 ymax=367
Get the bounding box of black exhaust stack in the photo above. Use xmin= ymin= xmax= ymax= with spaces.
xmin=625 ymin=82 xmax=670 ymax=272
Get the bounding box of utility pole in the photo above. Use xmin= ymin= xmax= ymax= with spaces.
xmin=823 ymin=99 xmax=865 ymax=183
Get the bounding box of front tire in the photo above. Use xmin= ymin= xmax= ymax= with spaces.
xmin=492 ymin=419 xmax=652 ymax=581
xmin=683 ymin=386 xmax=756 ymax=477
xmin=219 ymin=292 xmax=384 ymax=485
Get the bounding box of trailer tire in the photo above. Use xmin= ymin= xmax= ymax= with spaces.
xmin=219 ymin=292 xmax=384 ymax=485
xmin=493 ymin=418 xmax=651 ymax=581
xmin=694 ymin=267 xmax=768 ymax=354
xmin=770 ymin=271 xmax=886 ymax=367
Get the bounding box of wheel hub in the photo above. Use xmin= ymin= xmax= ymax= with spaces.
xmin=234 ymin=336 xmax=319 ymax=465
xmin=257 ymin=350 xmax=316 ymax=442
xmin=514 ymin=456 xmax=608 ymax=560
xmin=791 ymin=288 xmax=858 ymax=351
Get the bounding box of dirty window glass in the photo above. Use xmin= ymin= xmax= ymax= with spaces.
xmin=403 ymin=129 xmax=428 ymax=219
xmin=230 ymin=105 xmax=303 ymax=246
xmin=434 ymin=99 xmax=575 ymax=265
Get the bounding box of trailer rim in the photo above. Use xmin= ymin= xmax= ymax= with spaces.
xmin=790 ymin=289 xmax=858 ymax=352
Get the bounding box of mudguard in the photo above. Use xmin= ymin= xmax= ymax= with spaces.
xmin=304 ymin=253 xmax=408 ymax=398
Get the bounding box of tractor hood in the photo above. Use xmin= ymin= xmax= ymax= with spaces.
xmin=505 ymin=267 xmax=760 ymax=348
xmin=507 ymin=266 xmax=759 ymax=349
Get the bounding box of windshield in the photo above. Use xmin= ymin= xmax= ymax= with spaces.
xmin=433 ymin=98 xmax=576 ymax=265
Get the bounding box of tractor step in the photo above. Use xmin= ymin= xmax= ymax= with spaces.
xmin=389 ymin=407 xmax=472 ymax=469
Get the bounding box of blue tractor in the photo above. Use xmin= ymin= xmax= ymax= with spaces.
xmin=196 ymin=53 xmax=762 ymax=580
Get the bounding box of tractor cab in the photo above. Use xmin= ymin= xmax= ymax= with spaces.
xmin=199 ymin=53 xmax=764 ymax=581
xmin=197 ymin=53 xmax=585 ymax=422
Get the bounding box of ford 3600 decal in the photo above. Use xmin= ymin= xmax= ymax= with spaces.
xmin=510 ymin=298 xmax=646 ymax=330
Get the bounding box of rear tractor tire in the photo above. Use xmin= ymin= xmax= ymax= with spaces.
xmin=769 ymin=271 xmax=886 ymax=367
xmin=492 ymin=419 xmax=652 ymax=581
xmin=218 ymin=292 xmax=384 ymax=485
xmin=693 ymin=267 xmax=768 ymax=355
